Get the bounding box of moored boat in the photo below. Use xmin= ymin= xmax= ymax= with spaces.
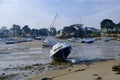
xmin=81 ymin=38 xmax=95 ymax=43
xmin=42 ymin=37 xmax=58 ymax=47
xmin=103 ymin=37 xmax=110 ymax=42
xmin=5 ymin=38 xmax=16 ymax=44
xmin=68 ymin=37 xmax=76 ymax=42
xmin=81 ymin=27 xmax=95 ymax=44
xmin=50 ymin=42 xmax=71 ymax=62
xmin=117 ymin=38 xmax=120 ymax=41
xmin=17 ymin=38 xmax=27 ymax=43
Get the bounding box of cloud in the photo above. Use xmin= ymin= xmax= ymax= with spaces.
xmin=82 ymin=3 xmax=120 ymax=28
xmin=0 ymin=0 xmax=120 ymax=30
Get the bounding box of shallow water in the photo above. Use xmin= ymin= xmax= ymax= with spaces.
xmin=69 ymin=40 xmax=120 ymax=60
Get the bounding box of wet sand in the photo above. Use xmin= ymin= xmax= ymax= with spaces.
xmin=29 ymin=40 xmax=120 ymax=80
xmin=30 ymin=59 xmax=120 ymax=80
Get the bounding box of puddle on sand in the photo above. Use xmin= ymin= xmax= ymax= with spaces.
xmin=0 ymin=45 xmax=50 ymax=69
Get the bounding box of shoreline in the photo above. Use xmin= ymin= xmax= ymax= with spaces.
xmin=29 ymin=59 xmax=120 ymax=80
xmin=0 ymin=58 xmax=120 ymax=80
xmin=0 ymin=58 xmax=116 ymax=80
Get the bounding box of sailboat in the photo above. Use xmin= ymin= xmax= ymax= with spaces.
xmin=81 ymin=27 xmax=95 ymax=43
xmin=42 ymin=13 xmax=58 ymax=47
xmin=42 ymin=37 xmax=58 ymax=47
xmin=68 ymin=37 xmax=76 ymax=42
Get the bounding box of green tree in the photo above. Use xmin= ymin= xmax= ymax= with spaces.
xmin=115 ymin=22 xmax=120 ymax=34
xmin=0 ymin=26 xmax=9 ymax=38
xmin=101 ymin=19 xmax=115 ymax=33
xmin=62 ymin=24 xmax=86 ymax=38
xmin=31 ymin=29 xmax=39 ymax=37
xmin=63 ymin=26 xmax=76 ymax=34
xmin=12 ymin=24 xmax=22 ymax=37
xmin=22 ymin=25 xmax=31 ymax=36
xmin=69 ymin=24 xmax=83 ymax=38
xmin=39 ymin=28 xmax=49 ymax=36
xmin=49 ymin=27 xmax=57 ymax=36
xmin=73 ymin=24 xmax=83 ymax=38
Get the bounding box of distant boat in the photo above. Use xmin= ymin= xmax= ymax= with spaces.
xmin=117 ymin=34 xmax=120 ymax=41
xmin=17 ymin=38 xmax=27 ymax=43
xmin=42 ymin=13 xmax=58 ymax=47
xmin=0 ymin=38 xmax=2 ymax=41
xmin=26 ymin=37 xmax=33 ymax=42
xmin=17 ymin=37 xmax=33 ymax=43
xmin=103 ymin=37 xmax=110 ymax=42
xmin=0 ymin=52 xmax=10 ymax=54
xmin=68 ymin=37 xmax=76 ymax=42
xmin=117 ymin=38 xmax=120 ymax=41
xmin=5 ymin=38 xmax=16 ymax=44
xmin=35 ymin=36 xmax=45 ymax=40
xmin=50 ymin=42 xmax=71 ymax=62
xmin=81 ymin=38 xmax=95 ymax=43
xmin=42 ymin=37 xmax=58 ymax=47
xmin=81 ymin=27 xmax=95 ymax=44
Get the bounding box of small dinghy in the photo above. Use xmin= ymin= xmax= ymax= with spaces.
xmin=42 ymin=37 xmax=58 ymax=47
xmin=81 ymin=38 xmax=95 ymax=43
xmin=103 ymin=37 xmax=110 ymax=42
xmin=68 ymin=37 xmax=76 ymax=42
xmin=50 ymin=42 xmax=72 ymax=62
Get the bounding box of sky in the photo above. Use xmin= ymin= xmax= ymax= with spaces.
xmin=0 ymin=0 xmax=120 ymax=30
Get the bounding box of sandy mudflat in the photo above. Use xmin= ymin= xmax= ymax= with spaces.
xmin=29 ymin=59 xmax=120 ymax=80
xmin=0 ymin=39 xmax=120 ymax=80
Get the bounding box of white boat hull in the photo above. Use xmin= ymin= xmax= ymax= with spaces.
xmin=50 ymin=42 xmax=71 ymax=62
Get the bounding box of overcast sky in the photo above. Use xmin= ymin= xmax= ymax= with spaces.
xmin=0 ymin=0 xmax=120 ymax=30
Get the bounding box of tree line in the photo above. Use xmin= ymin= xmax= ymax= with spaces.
xmin=101 ymin=19 xmax=120 ymax=34
xmin=58 ymin=24 xmax=100 ymax=38
xmin=0 ymin=19 xmax=119 ymax=38
xmin=0 ymin=24 xmax=56 ymax=38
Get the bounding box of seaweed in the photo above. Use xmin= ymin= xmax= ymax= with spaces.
xmin=112 ymin=64 xmax=120 ymax=74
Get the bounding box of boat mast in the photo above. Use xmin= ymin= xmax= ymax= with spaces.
xmin=49 ymin=13 xmax=58 ymax=36
xmin=84 ymin=27 xmax=88 ymax=38
xmin=50 ymin=13 xmax=58 ymax=28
